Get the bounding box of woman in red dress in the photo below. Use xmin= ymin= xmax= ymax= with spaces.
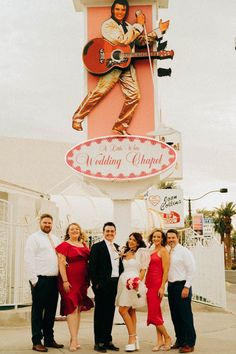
xmin=56 ymin=223 xmax=93 ymax=351
xmin=145 ymin=229 xmax=172 ymax=351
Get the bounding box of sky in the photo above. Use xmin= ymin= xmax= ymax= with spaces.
xmin=1 ymin=0 xmax=236 ymax=220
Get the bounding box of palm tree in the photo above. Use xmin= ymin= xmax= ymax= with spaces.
xmin=158 ymin=180 xmax=177 ymax=189
xmin=213 ymin=215 xmax=226 ymax=244
xmin=213 ymin=202 xmax=236 ymax=269
xmin=196 ymin=208 xmax=215 ymax=218
xmin=231 ymin=230 xmax=236 ymax=268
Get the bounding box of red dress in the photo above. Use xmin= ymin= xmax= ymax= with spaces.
xmin=56 ymin=242 xmax=94 ymax=316
xmin=145 ymin=252 xmax=164 ymax=326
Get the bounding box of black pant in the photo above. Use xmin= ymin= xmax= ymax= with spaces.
xmin=168 ymin=281 xmax=196 ymax=347
xmin=30 ymin=276 xmax=58 ymax=345
xmin=93 ymin=278 xmax=118 ymax=345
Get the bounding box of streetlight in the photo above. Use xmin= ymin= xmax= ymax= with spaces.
xmin=184 ymin=188 xmax=228 ymax=227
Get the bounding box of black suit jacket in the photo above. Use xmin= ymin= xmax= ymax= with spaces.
xmin=89 ymin=240 xmax=123 ymax=289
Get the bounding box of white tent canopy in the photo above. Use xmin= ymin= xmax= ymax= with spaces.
xmin=0 ymin=136 xmax=148 ymax=230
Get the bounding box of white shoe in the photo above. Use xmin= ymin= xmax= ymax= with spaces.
xmin=125 ymin=343 xmax=136 ymax=352
xmin=135 ymin=336 xmax=140 ymax=350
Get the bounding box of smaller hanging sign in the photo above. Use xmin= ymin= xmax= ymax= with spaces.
xmin=145 ymin=186 xmax=184 ymax=228
xmin=65 ymin=135 xmax=177 ymax=181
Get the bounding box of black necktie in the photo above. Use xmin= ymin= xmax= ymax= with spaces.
xmin=120 ymin=21 xmax=128 ymax=34
xmin=111 ymin=16 xmax=128 ymax=34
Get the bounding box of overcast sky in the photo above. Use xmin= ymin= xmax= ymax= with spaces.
xmin=1 ymin=0 xmax=236 ymax=216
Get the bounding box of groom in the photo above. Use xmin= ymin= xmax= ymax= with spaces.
xmin=89 ymin=222 xmax=124 ymax=353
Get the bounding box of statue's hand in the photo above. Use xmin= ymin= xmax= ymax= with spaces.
xmin=159 ymin=19 xmax=170 ymax=33
xmin=136 ymin=11 xmax=145 ymax=26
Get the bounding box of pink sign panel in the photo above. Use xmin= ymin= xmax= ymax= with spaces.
xmin=66 ymin=136 xmax=177 ymax=181
xmin=86 ymin=5 xmax=155 ymax=138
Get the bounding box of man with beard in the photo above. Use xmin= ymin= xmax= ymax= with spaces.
xmin=25 ymin=214 xmax=64 ymax=352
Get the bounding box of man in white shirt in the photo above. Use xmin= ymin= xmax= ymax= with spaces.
xmin=166 ymin=229 xmax=196 ymax=354
xmin=24 ymin=214 xmax=63 ymax=352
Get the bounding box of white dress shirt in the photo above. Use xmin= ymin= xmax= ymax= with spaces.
xmin=168 ymin=243 xmax=195 ymax=288
xmin=24 ymin=230 xmax=61 ymax=285
xmin=104 ymin=239 xmax=119 ymax=278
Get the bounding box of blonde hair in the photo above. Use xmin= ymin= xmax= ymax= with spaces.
xmin=64 ymin=223 xmax=87 ymax=242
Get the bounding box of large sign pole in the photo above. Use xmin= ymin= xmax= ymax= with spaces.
xmin=70 ymin=0 xmax=179 ymax=244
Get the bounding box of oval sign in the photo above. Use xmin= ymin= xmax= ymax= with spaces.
xmin=65 ymin=136 xmax=177 ymax=181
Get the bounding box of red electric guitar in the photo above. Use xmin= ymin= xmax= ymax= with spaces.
xmin=82 ymin=38 xmax=174 ymax=75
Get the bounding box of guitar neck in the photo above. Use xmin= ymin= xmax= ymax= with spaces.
xmin=124 ymin=50 xmax=173 ymax=60
xmin=129 ymin=51 xmax=158 ymax=59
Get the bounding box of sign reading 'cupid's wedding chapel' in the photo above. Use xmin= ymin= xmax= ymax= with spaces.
xmin=66 ymin=136 xmax=177 ymax=181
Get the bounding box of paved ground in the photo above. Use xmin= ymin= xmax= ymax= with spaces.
xmin=0 ymin=283 xmax=235 ymax=354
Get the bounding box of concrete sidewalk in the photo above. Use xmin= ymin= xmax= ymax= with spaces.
xmin=0 ymin=283 xmax=236 ymax=354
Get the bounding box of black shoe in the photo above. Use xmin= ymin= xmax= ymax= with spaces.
xmin=94 ymin=343 xmax=107 ymax=352
xmin=44 ymin=340 xmax=64 ymax=348
xmin=105 ymin=343 xmax=119 ymax=351
xmin=172 ymin=342 xmax=182 ymax=349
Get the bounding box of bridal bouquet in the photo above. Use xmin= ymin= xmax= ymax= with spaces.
xmin=126 ymin=277 xmax=141 ymax=298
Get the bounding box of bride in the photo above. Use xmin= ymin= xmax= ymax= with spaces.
xmin=115 ymin=232 xmax=150 ymax=352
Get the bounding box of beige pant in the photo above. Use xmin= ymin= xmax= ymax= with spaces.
xmin=72 ymin=67 xmax=140 ymax=130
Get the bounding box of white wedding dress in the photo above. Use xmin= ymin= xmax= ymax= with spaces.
xmin=115 ymin=248 xmax=150 ymax=308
